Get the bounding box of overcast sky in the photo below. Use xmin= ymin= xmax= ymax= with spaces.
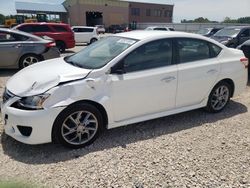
xmin=0 ymin=0 xmax=249 ymax=23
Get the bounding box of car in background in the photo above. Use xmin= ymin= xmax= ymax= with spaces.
xmin=1 ymin=31 xmax=248 ymax=148
xmin=71 ymin=26 xmax=99 ymax=44
xmin=107 ymin=25 xmax=127 ymax=33
xmin=0 ymin=28 xmax=59 ymax=69
xmin=211 ymin=26 xmax=250 ymax=48
xmin=237 ymin=39 xmax=250 ymax=59
xmin=197 ymin=28 xmax=222 ymax=37
xmin=95 ymin=25 xmax=105 ymax=34
xmin=145 ymin=26 xmax=175 ymax=31
xmin=13 ymin=23 xmax=75 ymax=52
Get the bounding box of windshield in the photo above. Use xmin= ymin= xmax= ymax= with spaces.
xmin=65 ymin=36 xmax=137 ymax=69
xmin=214 ymin=28 xmax=241 ymax=37
xmin=197 ymin=28 xmax=210 ymax=35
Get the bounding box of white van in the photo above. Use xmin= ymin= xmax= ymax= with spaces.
xmin=71 ymin=26 xmax=99 ymax=44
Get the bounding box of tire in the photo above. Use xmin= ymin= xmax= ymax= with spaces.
xmin=56 ymin=41 xmax=66 ymax=53
xmin=19 ymin=54 xmax=40 ymax=69
xmin=205 ymin=81 xmax=232 ymax=113
xmin=52 ymin=103 xmax=103 ymax=149
xmin=90 ymin=38 xmax=98 ymax=44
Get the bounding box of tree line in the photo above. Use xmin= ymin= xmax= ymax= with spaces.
xmin=181 ymin=17 xmax=250 ymax=24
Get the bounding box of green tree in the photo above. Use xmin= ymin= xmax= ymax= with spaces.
xmin=237 ymin=17 xmax=250 ymax=24
xmin=223 ymin=17 xmax=237 ymax=23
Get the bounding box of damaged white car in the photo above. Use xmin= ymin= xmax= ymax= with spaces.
xmin=1 ymin=31 xmax=248 ymax=148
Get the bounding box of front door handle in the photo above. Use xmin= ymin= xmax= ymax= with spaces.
xmin=13 ymin=44 xmax=21 ymax=48
xmin=161 ymin=76 xmax=176 ymax=83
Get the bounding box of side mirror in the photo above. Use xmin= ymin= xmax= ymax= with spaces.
xmin=110 ymin=62 xmax=125 ymax=75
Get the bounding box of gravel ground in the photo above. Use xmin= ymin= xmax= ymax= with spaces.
xmin=0 ymin=51 xmax=249 ymax=187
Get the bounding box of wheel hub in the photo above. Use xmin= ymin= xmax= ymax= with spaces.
xmin=77 ymin=125 xmax=85 ymax=133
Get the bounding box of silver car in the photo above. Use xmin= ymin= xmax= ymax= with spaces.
xmin=0 ymin=28 xmax=60 ymax=69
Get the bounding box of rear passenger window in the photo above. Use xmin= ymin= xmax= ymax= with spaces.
xmin=210 ymin=43 xmax=222 ymax=58
xmin=177 ymin=38 xmax=210 ymax=63
xmin=52 ymin=25 xmax=68 ymax=32
xmin=79 ymin=28 xmax=94 ymax=32
xmin=33 ymin=25 xmax=51 ymax=32
xmin=123 ymin=39 xmax=172 ymax=73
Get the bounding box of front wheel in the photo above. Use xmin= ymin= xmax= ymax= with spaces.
xmin=52 ymin=103 xmax=103 ymax=149
xmin=206 ymin=82 xmax=231 ymax=113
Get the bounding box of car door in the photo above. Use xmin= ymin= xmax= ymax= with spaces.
xmin=0 ymin=31 xmax=23 ymax=68
xmin=110 ymin=39 xmax=178 ymax=122
xmin=176 ymin=38 xmax=221 ymax=108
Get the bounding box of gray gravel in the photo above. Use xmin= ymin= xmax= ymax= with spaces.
xmin=0 ymin=51 xmax=249 ymax=187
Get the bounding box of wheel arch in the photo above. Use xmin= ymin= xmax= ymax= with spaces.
xmin=213 ymin=78 xmax=235 ymax=97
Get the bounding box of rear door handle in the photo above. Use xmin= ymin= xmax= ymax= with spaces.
xmin=161 ymin=76 xmax=176 ymax=83
xmin=207 ymin=69 xmax=218 ymax=74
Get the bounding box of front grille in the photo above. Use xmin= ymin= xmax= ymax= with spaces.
xmin=2 ymin=89 xmax=15 ymax=103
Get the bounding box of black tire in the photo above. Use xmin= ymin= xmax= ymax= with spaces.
xmin=90 ymin=38 xmax=98 ymax=44
xmin=56 ymin=41 xmax=66 ymax=53
xmin=52 ymin=103 xmax=103 ymax=149
xmin=205 ymin=81 xmax=232 ymax=113
xmin=19 ymin=54 xmax=40 ymax=69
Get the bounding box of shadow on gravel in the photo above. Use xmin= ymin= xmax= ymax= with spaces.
xmin=1 ymin=100 xmax=247 ymax=164
xmin=0 ymin=70 xmax=17 ymax=77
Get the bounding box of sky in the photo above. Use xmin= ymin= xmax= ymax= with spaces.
xmin=0 ymin=0 xmax=249 ymax=23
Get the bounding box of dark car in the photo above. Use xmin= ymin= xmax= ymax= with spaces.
xmin=0 ymin=28 xmax=60 ymax=69
xmin=107 ymin=25 xmax=127 ymax=33
xmin=211 ymin=26 xmax=250 ymax=48
xmin=238 ymin=39 xmax=250 ymax=59
xmin=197 ymin=28 xmax=222 ymax=37
xmin=14 ymin=23 xmax=75 ymax=52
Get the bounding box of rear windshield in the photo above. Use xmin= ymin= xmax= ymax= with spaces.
xmin=214 ymin=28 xmax=241 ymax=37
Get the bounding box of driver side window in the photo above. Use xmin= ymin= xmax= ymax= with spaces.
xmin=123 ymin=39 xmax=172 ymax=73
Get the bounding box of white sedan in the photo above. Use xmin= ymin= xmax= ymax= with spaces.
xmin=1 ymin=31 xmax=248 ymax=148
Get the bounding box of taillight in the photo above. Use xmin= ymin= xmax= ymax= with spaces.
xmin=45 ymin=42 xmax=56 ymax=48
xmin=240 ymin=57 xmax=249 ymax=68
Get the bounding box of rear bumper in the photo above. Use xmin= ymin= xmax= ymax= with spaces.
xmin=43 ymin=47 xmax=60 ymax=60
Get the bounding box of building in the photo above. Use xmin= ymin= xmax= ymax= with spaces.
xmin=63 ymin=0 xmax=174 ymax=27
xmin=15 ymin=1 xmax=68 ymax=23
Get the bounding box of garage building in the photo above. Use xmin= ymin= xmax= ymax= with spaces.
xmin=63 ymin=0 xmax=174 ymax=27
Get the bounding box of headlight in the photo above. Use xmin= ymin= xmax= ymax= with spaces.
xmin=16 ymin=94 xmax=50 ymax=110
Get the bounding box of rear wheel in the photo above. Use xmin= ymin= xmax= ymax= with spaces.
xmin=206 ymin=81 xmax=231 ymax=113
xmin=19 ymin=54 xmax=40 ymax=69
xmin=90 ymin=38 xmax=98 ymax=44
xmin=52 ymin=103 xmax=103 ymax=149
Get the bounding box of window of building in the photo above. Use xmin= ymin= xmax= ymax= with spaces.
xmin=164 ymin=10 xmax=173 ymax=18
xmin=131 ymin=8 xmax=140 ymax=16
xmin=153 ymin=9 xmax=162 ymax=17
xmin=146 ymin=9 xmax=151 ymax=17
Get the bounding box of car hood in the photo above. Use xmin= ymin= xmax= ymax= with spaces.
xmin=6 ymin=57 xmax=91 ymax=97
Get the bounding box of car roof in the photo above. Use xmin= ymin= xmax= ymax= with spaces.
xmin=0 ymin=28 xmax=45 ymax=41
xmin=223 ymin=26 xmax=250 ymax=29
xmin=71 ymin=26 xmax=96 ymax=29
xmin=16 ymin=22 xmax=69 ymax=26
xmin=116 ymin=30 xmax=226 ymax=47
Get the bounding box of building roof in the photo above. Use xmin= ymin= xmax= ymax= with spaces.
xmin=15 ymin=1 xmax=67 ymax=13
xmin=119 ymin=0 xmax=173 ymax=5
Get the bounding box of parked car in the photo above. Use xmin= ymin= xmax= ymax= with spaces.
xmin=71 ymin=26 xmax=99 ymax=44
xmin=13 ymin=23 xmax=75 ymax=52
xmin=197 ymin=28 xmax=222 ymax=37
xmin=211 ymin=26 xmax=250 ymax=48
xmin=107 ymin=24 xmax=127 ymax=33
xmin=145 ymin=26 xmax=175 ymax=31
xmin=0 ymin=28 xmax=59 ymax=69
xmin=95 ymin=25 xmax=105 ymax=34
xmin=237 ymin=39 xmax=250 ymax=59
xmin=1 ymin=31 xmax=248 ymax=148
